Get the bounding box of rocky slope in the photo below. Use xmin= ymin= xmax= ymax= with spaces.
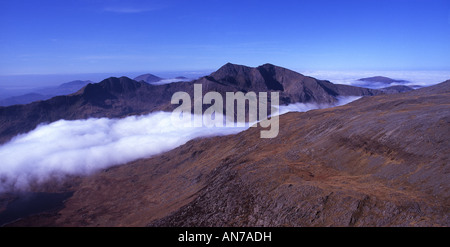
xmin=5 ymin=80 xmax=449 ymax=227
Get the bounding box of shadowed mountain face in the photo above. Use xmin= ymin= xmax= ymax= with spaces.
xmin=0 ymin=63 xmax=385 ymax=144
xmin=6 ymin=80 xmax=449 ymax=227
xmin=380 ymin=85 xmax=414 ymax=94
xmin=0 ymin=77 xmax=185 ymax=144
xmin=208 ymin=63 xmax=382 ymax=104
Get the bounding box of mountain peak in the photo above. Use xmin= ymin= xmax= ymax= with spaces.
xmin=98 ymin=77 xmax=143 ymax=91
xmin=258 ymin=63 xmax=277 ymax=69
xmin=58 ymin=80 xmax=92 ymax=88
xmin=209 ymin=63 xmax=264 ymax=89
xmin=206 ymin=63 xmax=384 ymax=100
xmin=213 ymin=63 xmax=253 ymax=74
xmin=134 ymin=73 xmax=163 ymax=83
xmin=79 ymin=77 xmax=144 ymax=97
xmin=75 ymin=77 xmax=145 ymax=106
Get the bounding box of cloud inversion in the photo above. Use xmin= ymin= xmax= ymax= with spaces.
xmin=0 ymin=96 xmax=361 ymax=192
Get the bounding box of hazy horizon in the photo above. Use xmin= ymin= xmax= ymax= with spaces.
xmin=1 ymin=67 xmax=449 ymax=88
xmin=1 ymin=67 xmax=449 ymax=101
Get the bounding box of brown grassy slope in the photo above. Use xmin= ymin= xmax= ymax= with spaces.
xmin=10 ymin=81 xmax=450 ymax=227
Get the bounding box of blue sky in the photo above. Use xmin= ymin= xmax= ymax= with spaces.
xmin=0 ymin=0 xmax=449 ymax=76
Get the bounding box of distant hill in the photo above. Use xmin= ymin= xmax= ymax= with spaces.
xmin=0 ymin=93 xmax=53 ymax=106
xmin=55 ymin=80 xmax=92 ymax=92
xmin=357 ymin=76 xmax=409 ymax=84
xmin=133 ymin=74 xmax=163 ymax=83
xmin=0 ymin=80 xmax=92 ymax=106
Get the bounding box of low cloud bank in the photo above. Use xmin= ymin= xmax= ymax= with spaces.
xmin=151 ymin=78 xmax=187 ymax=85
xmin=0 ymin=112 xmax=246 ymax=192
xmin=0 ymin=96 xmax=360 ymax=192
xmin=277 ymin=96 xmax=361 ymax=115
xmin=302 ymin=70 xmax=450 ymax=89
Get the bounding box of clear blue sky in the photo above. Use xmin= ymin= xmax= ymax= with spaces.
xmin=0 ymin=0 xmax=449 ymax=76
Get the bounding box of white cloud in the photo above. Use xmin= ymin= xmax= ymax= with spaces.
xmin=0 ymin=112 xmax=246 ymax=192
xmin=277 ymin=96 xmax=361 ymax=115
xmin=150 ymin=78 xmax=187 ymax=85
xmin=0 ymin=96 xmax=361 ymax=192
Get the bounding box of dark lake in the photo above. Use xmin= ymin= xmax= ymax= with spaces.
xmin=0 ymin=192 xmax=73 ymax=226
